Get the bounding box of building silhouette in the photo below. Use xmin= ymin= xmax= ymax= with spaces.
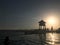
xmin=39 ymin=20 xmax=46 ymax=30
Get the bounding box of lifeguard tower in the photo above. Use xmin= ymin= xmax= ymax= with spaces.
xmin=39 ymin=20 xmax=46 ymax=30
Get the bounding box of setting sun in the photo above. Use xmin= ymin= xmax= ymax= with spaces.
xmin=45 ymin=16 xmax=59 ymax=30
xmin=47 ymin=17 xmax=57 ymax=26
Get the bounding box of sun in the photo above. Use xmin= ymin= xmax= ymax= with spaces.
xmin=47 ymin=17 xmax=56 ymax=26
xmin=45 ymin=16 xmax=59 ymax=29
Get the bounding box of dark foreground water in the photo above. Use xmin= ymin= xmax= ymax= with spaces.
xmin=0 ymin=30 xmax=60 ymax=45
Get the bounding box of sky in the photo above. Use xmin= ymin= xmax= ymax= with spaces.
xmin=0 ymin=0 xmax=60 ymax=29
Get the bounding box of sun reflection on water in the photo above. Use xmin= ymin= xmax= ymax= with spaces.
xmin=50 ymin=34 xmax=55 ymax=41
xmin=47 ymin=33 xmax=60 ymax=45
xmin=49 ymin=33 xmax=55 ymax=45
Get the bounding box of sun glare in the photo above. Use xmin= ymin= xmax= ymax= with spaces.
xmin=47 ymin=17 xmax=57 ymax=25
xmin=45 ymin=16 xmax=59 ymax=29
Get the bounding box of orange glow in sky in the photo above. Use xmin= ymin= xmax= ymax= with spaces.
xmin=43 ymin=11 xmax=60 ymax=29
xmin=43 ymin=12 xmax=60 ymax=30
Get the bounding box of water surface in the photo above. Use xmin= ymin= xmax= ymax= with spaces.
xmin=0 ymin=30 xmax=60 ymax=45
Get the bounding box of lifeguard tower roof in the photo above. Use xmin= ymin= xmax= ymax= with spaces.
xmin=39 ymin=20 xmax=46 ymax=23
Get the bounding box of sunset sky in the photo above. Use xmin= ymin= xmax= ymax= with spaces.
xmin=0 ymin=0 xmax=60 ymax=29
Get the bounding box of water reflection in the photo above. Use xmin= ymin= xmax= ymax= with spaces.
xmin=25 ymin=33 xmax=60 ymax=45
xmin=46 ymin=33 xmax=60 ymax=45
xmin=48 ymin=33 xmax=55 ymax=44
